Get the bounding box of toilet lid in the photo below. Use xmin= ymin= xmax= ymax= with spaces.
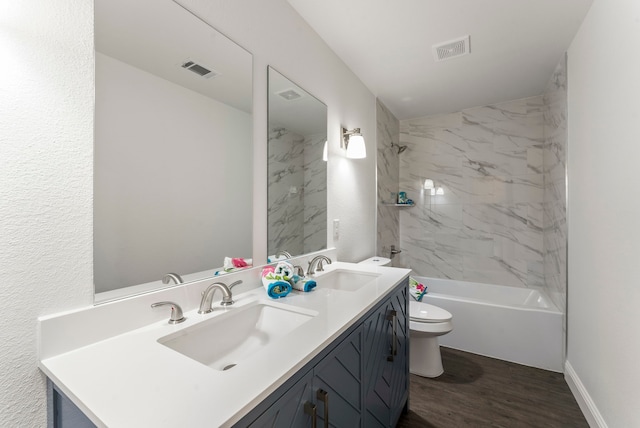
xmin=410 ymin=301 xmax=452 ymax=322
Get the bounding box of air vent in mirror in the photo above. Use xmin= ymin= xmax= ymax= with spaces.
xmin=180 ymin=59 xmax=220 ymax=79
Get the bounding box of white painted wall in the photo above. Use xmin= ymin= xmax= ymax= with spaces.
xmin=1 ymin=0 xmax=376 ymax=424
xmin=566 ymin=0 xmax=640 ymax=426
xmin=0 ymin=0 xmax=94 ymax=425
xmin=94 ymin=52 xmax=252 ymax=292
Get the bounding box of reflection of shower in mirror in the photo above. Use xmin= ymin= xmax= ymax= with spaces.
xmin=390 ymin=142 xmax=408 ymax=154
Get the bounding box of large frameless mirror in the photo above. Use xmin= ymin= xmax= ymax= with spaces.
xmin=267 ymin=67 xmax=327 ymax=259
xmin=94 ymin=0 xmax=253 ymax=302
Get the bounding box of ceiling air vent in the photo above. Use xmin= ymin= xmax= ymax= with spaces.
xmin=180 ymin=59 xmax=220 ymax=79
xmin=276 ymin=88 xmax=303 ymax=101
xmin=432 ymin=35 xmax=470 ymax=62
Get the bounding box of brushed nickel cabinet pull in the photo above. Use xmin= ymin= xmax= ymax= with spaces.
xmin=316 ymin=389 xmax=329 ymax=428
xmin=304 ymin=401 xmax=317 ymax=428
xmin=387 ymin=309 xmax=397 ymax=361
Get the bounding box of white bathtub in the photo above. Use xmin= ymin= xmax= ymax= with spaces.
xmin=413 ymin=276 xmax=564 ymax=372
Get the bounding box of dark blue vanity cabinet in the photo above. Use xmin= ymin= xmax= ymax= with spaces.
xmin=363 ymin=284 xmax=409 ymax=427
xmin=248 ymin=326 xmax=363 ymax=427
xmin=52 ymin=279 xmax=409 ymax=428
xmin=51 ymin=382 xmax=96 ymax=428
xmin=241 ymin=279 xmax=409 ymax=428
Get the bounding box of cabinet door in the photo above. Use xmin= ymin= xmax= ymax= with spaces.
xmin=312 ymin=326 xmax=363 ymax=428
xmin=362 ymin=300 xmax=394 ymax=427
xmin=363 ymin=282 xmax=409 ymax=428
xmin=248 ymin=370 xmax=314 ymax=428
xmin=388 ymin=285 xmax=409 ymax=425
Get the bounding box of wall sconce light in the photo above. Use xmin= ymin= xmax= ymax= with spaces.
xmin=423 ymin=179 xmax=435 ymax=190
xmin=342 ymin=127 xmax=366 ymax=159
xmin=322 ymin=141 xmax=328 ymax=162
xmin=424 ymin=178 xmax=444 ymax=195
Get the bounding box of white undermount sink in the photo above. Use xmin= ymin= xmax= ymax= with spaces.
xmin=158 ymin=302 xmax=317 ymax=371
xmin=314 ymin=269 xmax=381 ymax=292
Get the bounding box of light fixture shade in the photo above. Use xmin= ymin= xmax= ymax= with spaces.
xmin=435 ymin=186 xmax=444 ymax=195
xmin=346 ymin=134 xmax=366 ymax=159
xmin=423 ymin=179 xmax=434 ymax=190
xmin=322 ymin=141 xmax=328 ymax=162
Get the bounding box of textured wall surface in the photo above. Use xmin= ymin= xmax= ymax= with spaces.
xmin=376 ymin=100 xmax=400 ymax=261
xmin=0 ymin=0 xmax=95 ymax=425
xmin=399 ymin=97 xmax=546 ymax=287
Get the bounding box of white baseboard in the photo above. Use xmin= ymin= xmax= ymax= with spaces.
xmin=564 ymin=360 xmax=608 ymax=428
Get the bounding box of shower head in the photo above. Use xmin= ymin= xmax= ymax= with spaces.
xmin=391 ymin=142 xmax=408 ymax=154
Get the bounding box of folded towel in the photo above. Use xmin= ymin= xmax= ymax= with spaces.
xmin=215 ymin=257 xmax=253 ymax=275
xmin=267 ymin=254 xmax=288 ymax=263
xmin=261 ymin=265 xmax=292 ymax=299
xmin=290 ymin=274 xmax=317 ymax=292
xmin=409 ymin=276 xmax=427 ymax=301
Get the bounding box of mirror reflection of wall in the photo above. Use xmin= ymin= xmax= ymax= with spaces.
xmin=94 ymin=0 xmax=253 ymax=301
xmin=267 ymin=68 xmax=328 ymax=259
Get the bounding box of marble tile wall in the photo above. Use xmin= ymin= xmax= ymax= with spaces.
xmin=376 ymin=99 xmax=400 ymax=262
xmin=303 ymin=132 xmax=328 ymax=254
xmin=398 ymin=97 xmax=546 ymax=288
xmin=267 ymin=127 xmax=305 ymax=256
xmin=543 ymin=56 xmax=568 ymax=313
xmin=267 ymin=127 xmax=327 ymax=256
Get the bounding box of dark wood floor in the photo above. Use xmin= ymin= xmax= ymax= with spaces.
xmin=397 ymin=347 xmax=588 ymax=428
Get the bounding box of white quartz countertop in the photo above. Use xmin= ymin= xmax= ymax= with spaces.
xmin=39 ymin=262 xmax=410 ymax=427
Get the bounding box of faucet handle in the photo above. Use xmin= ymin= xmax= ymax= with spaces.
xmin=316 ymin=260 xmax=326 ymax=272
xmin=151 ymin=301 xmax=186 ymax=324
xmin=293 ymin=265 xmax=305 ymax=277
xmin=229 ymin=280 xmax=243 ymax=289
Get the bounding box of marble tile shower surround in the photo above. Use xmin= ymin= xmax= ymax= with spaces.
xmin=376 ymin=99 xmax=400 ymax=261
xmin=302 ymin=133 xmax=328 ymax=254
xmin=543 ymin=57 xmax=568 ymax=313
xmin=267 ymin=127 xmax=327 ymax=255
xmin=399 ymin=97 xmax=547 ymax=288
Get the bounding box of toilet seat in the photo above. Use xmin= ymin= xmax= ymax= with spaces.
xmin=409 ymin=301 xmax=452 ymax=323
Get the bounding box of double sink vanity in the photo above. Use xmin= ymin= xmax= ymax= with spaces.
xmin=39 ymin=257 xmax=410 ymax=427
xmin=66 ymin=1 xmax=409 ymax=426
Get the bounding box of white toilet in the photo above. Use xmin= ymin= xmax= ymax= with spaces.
xmin=409 ymin=300 xmax=453 ymax=377
xmin=359 ymin=256 xmax=454 ymax=378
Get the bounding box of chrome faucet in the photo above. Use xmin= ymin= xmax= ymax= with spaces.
xmin=307 ymin=255 xmax=332 ymax=276
xmin=275 ymin=250 xmax=292 ymax=259
xmin=198 ymin=281 xmax=235 ymax=314
xmin=162 ymin=273 xmax=183 ymax=285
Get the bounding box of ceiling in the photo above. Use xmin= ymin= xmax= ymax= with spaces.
xmin=287 ymin=0 xmax=593 ymax=120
